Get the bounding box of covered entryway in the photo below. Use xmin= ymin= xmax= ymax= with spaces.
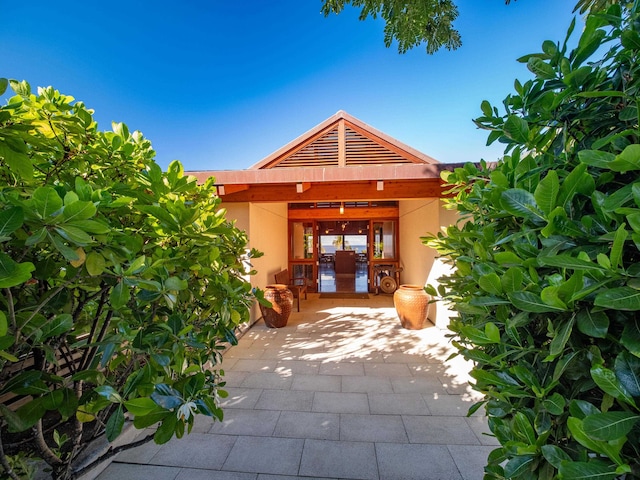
xmin=188 ymin=110 xmax=461 ymax=323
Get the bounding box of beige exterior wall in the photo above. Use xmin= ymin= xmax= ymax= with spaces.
xmin=223 ymin=202 xmax=288 ymax=323
xmin=398 ymin=199 xmax=441 ymax=287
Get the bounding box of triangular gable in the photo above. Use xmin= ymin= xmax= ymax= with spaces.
xmin=250 ymin=110 xmax=438 ymax=170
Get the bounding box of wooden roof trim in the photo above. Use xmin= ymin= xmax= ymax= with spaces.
xmin=249 ymin=112 xmax=344 ymax=170
xmin=187 ymin=162 xmax=464 ymax=186
xmin=248 ymin=111 xmax=439 ymax=170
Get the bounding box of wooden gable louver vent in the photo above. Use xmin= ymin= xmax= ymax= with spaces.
xmin=344 ymin=126 xmax=411 ymax=166
xmin=273 ymin=126 xmax=339 ymax=168
xmin=252 ymin=111 xmax=437 ymax=170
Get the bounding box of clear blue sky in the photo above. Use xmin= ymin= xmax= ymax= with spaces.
xmin=2 ymin=0 xmax=580 ymax=171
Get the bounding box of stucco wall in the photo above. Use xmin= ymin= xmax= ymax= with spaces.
xmin=222 ymin=202 xmax=288 ymax=323
xmin=398 ymin=199 xmax=441 ymax=287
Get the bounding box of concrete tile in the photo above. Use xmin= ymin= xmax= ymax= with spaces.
xmin=233 ymin=359 xmax=277 ymax=373
xmin=209 ymin=408 xmax=280 ymax=436
xmin=402 ymin=415 xmax=480 ymax=445
xmin=447 ymin=445 xmax=495 ymax=480
xmin=111 ymin=435 xmax=162 ymax=464
xmin=220 ymin=370 xmax=250 ymax=387
xmin=241 ymin=372 xmax=293 ymax=390
xmin=220 ymin=387 xmax=263 ymax=409
xmin=291 ymin=374 xmax=341 ymax=392
xmin=341 ymin=375 xmax=393 ymax=393
xmin=225 ymin=347 xmax=266 ymax=359
xmin=312 ymin=392 xmax=370 ymax=414
xmin=363 ymin=362 xmax=412 ymax=377
xmin=149 ymin=433 xmax=237 ymax=469
xmin=465 ymin=416 xmax=501 ymax=446
xmin=318 ymin=362 xmax=365 ymax=376
xmin=299 ymin=439 xmax=378 ymax=480
xmin=255 ymin=389 xmax=314 ymax=411
xmin=383 ymin=352 xmax=431 ymax=363
xmin=391 ymin=376 xmax=448 ymax=394
xmin=376 ymin=443 xmax=462 ymax=480
xmin=274 ymin=411 xmax=339 ymax=440
xmin=368 ymin=393 xmax=429 ymax=415
xmin=423 ymin=393 xmax=478 ymax=416
xmin=257 ymin=476 xmax=333 ymax=480
xmin=175 ymin=469 xmax=257 ymax=480
xmin=223 ymin=436 xmax=304 ymax=475
xmin=275 ymin=360 xmax=321 ymax=375
xmin=96 ymin=463 xmax=181 ymax=480
xmin=340 ymin=414 xmax=408 ymax=442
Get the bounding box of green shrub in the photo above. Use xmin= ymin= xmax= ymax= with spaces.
xmin=425 ymin=4 xmax=640 ymax=479
xmin=0 ymin=79 xmax=261 ymax=479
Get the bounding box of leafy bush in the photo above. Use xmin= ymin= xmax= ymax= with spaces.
xmin=425 ymin=4 xmax=640 ymax=479
xmin=0 ymin=79 xmax=261 ymax=479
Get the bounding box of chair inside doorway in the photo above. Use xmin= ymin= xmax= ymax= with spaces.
xmin=318 ymin=220 xmax=369 ymax=293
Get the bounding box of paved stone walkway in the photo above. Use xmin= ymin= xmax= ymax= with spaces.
xmin=95 ymin=294 xmax=498 ymax=480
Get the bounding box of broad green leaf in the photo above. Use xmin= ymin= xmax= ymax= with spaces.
xmin=559 ymin=163 xmax=594 ymax=209
xmin=541 ymin=286 xmax=568 ymax=310
xmin=567 ymin=417 xmax=624 ymax=465
xmin=0 ymin=402 xmax=42 ymax=433
xmin=582 ymin=411 xmax=640 ymax=441
xmin=594 ymin=287 xmax=640 ymax=311
xmin=0 ymin=78 xmax=7 ymax=95
xmin=504 ymin=455 xmax=535 ymax=478
xmin=622 ymin=28 xmax=640 ymax=49
xmin=621 ymin=318 xmax=640 ymax=357
xmin=0 ymin=252 xmax=35 ymax=288
xmin=124 ymin=397 xmax=158 ymax=416
xmin=579 ymin=149 xmax=616 ymax=168
xmin=509 ymin=291 xmax=566 ymax=312
xmin=576 ymin=310 xmax=609 ymax=338
xmin=478 ymin=273 xmax=502 ymax=295
xmin=591 ymin=366 xmax=636 ymax=407
xmin=603 ymin=183 xmax=635 ymax=212
xmin=527 ymin=57 xmax=556 ymax=80
xmin=608 ymin=144 xmax=640 ymax=172
xmin=558 ymin=461 xmax=619 ymax=480
xmin=0 ymin=207 xmax=24 ymax=238
xmin=534 ymin=170 xmax=559 ymax=215
xmin=539 ymin=255 xmax=606 ymax=272
xmin=0 ymin=144 xmax=33 ymax=180
xmin=94 ymin=385 xmax=123 ymax=403
xmin=50 ymin=233 xmax=80 ymax=261
xmin=105 ymin=406 xmax=125 ymax=442
xmin=541 ymin=445 xmax=571 ymax=469
xmin=615 ymin=352 xmax=640 ymax=396
xmin=543 ymin=393 xmax=566 ymax=415
xmin=32 ymin=186 xmax=63 ymax=218
xmin=610 ymin=225 xmax=628 ymax=269
xmin=494 ymin=251 xmax=523 ymax=265
xmin=62 ymin=200 xmax=97 ymax=222
xmin=154 ymin=412 xmax=178 ymax=444
xmin=548 ymin=316 xmax=575 ymax=360
xmin=0 ymin=311 xmax=6 ymax=337
xmin=501 ymin=188 xmax=544 ymax=222
xmin=41 ymin=313 xmax=73 ymax=340
xmin=110 ymin=282 xmax=130 ymax=309
xmin=85 ymin=252 xmax=106 ymax=276
xmin=66 ymin=219 xmax=110 ymax=234
xmin=504 ymin=115 xmax=530 ymax=144
xmin=54 ymin=225 xmax=93 ymax=246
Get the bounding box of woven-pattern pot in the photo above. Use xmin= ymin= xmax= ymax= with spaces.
xmin=260 ymin=284 xmax=294 ymax=328
xmin=393 ymin=285 xmax=430 ymax=330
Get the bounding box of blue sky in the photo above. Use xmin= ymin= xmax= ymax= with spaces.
xmin=2 ymin=0 xmax=580 ymax=171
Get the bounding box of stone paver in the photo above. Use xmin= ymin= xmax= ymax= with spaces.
xmin=95 ymin=295 xmax=494 ymax=480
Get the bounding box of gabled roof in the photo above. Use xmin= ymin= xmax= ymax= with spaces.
xmin=250 ymin=110 xmax=438 ymax=170
xmin=187 ymin=111 xmax=455 ymax=202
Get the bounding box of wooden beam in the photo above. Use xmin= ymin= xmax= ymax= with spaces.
xmin=338 ymin=119 xmax=346 ymax=167
xmin=216 ymin=180 xmax=443 ymax=203
xmin=296 ymin=182 xmax=311 ymax=193
xmin=288 ymin=206 xmax=398 ymax=220
xmin=218 ymin=184 xmax=249 ymax=195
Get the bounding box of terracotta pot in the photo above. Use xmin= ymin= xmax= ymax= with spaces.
xmin=393 ymin=285 xmax=430 ymax=330
xmin=260 ymin=284 xmax=294 ymax=328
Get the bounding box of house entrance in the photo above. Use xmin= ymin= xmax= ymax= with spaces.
xmin=288 ymin=202 xmax=400 ymax=294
